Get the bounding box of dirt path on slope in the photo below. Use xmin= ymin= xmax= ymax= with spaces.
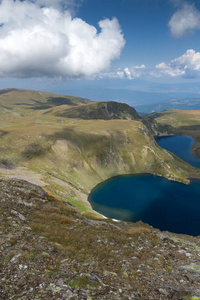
xmin=0 ymin=165 xmax=47 ymax=187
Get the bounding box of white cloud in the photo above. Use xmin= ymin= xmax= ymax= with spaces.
xmin=100 ymin=65 xmax=147 ymax=80
xmin=104 ymin=49 xmax=200 ymax=80
xmin=155 ymin=49 xmax=200 ymax=78
xmin=171 ymin=49 xmax=200 ymax=77
xmin=168 ymin=2 xmax=200 ymax=37
xmin=123 ymin=65 xmax=147 ymax=79
xmin=0 ymin=0 xmax=125 ymax=78
xmin=155 ymin=62 xmax=185 ymax=77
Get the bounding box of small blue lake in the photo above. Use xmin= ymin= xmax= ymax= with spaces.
xmin=89 ymin=136 xmax=200 ymax=236
xmin=157 ymin=135 xmax=200 ymax=169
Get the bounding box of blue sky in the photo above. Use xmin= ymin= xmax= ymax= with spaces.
xmin=1 ymin=0 xmax=200 ymax=107
xmin=78 ymin=0 xmax=176 ymax=67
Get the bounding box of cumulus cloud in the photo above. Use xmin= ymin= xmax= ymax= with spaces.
xmin=171 ymin=49 xmax=200 ymax=77
xmin=0 ymin=0 xmax=125 ymax=78
xmin=155 ymin=62 xmax=185 ymax=77
xmin=155 ymin=49 xmax=200 ymax=78
xmin=123 ymin=65 xmax=147 ymax=79
xmin=99 ymin=65 xmax=147 ymax=80
xmin=168 ymin=2 xmax=200 ymax=37
xmin=104 ymin=49 xmax=200 ymax=80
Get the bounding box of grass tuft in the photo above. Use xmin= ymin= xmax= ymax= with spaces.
xmin=126 ymin=227 xmax=151 ymax=235
xmin=22 ymin=142 xmax=49 ymax=159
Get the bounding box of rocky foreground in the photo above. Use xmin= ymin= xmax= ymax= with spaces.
xmin=1 ymin=178 xmax=200 ymax=299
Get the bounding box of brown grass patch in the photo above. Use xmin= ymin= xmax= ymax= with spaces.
xmin=126 ymin=227 xmax=151 ymax=235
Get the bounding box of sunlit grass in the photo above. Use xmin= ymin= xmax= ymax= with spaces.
xmin=154 ymin=109 xmax=200 ymax=127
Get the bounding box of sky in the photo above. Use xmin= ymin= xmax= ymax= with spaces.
xmin=1 ymin=0 xmax=200 ymax=107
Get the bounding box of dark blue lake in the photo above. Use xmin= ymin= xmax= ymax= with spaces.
xmin=89 ymin=136 xmax=200 ymax=236
xmin=157 ymin=135 xmax=200 ymax=169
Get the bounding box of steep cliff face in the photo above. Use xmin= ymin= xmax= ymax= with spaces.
xmin=142 ymin=115 xmax=175 ymax=136
xmin=56 ymin=101 xmax=141 ymax=120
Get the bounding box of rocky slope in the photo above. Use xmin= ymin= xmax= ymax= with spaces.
xmin=1 ymin=178 xmax=200 ymax=300
xmin=142 ymin=115 xmax=175 ymax=136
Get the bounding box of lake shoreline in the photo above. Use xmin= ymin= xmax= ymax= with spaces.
xmin=88 ymin=136 xmax=200 ymax=236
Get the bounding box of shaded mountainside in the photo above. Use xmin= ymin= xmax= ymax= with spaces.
xmin=1 ymin=178 xmax=200 ymax=299
xmin=55 ymin=101 xmax=141 ymax=120
xmin=142 ymin=115 xmax=175 ymax=137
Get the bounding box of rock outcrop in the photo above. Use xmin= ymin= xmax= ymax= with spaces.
xmin=142 ymin=115 xmax=175 ymax=136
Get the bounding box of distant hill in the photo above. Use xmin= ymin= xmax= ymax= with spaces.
xmin=0 ymin=88 xmax=91 ymax=110
xmin=135 ymin=98 xmax=200 ymax=113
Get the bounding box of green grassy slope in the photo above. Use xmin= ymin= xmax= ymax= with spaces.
xmin=0 ymin=88 xmax=90 ymax=113
xmin=0 ymin=90 xmax=199 ymax=216
xmin=152 ymin=109 xmax=200 ymax=127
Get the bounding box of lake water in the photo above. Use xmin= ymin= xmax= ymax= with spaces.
xmin=157 ymin=135 xmax=200 ymax=169
xmin=89 ymin=136 xmax=200 ymax=236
